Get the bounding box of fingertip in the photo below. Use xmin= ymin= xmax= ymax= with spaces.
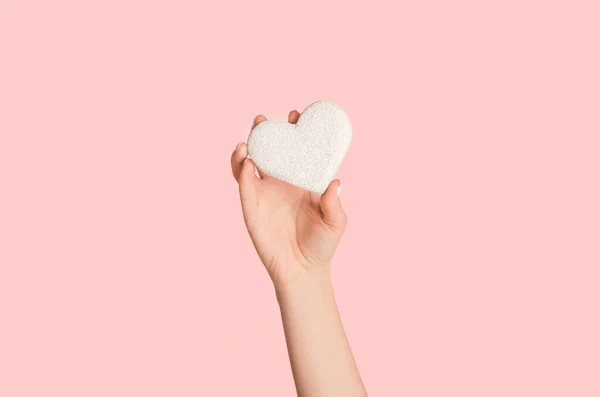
xmin=252 ymin=114 xmax=267 ymax=128
xmin=233 ymin=142 xmax=248 ymax=157
xmin=240 ymin=158 xmax=256 ymax=182
xmin=320 ymin=179 xmax=342 ymax=211
xmin=242 ymin=156 xmax=251 ymax=170
xmin=325 ymin=179 xmax=341 ymax=198
xmin=288 ymin=110 xmax=301 ymax=124
xmin=320 ymin=180 xmax=346 ymax=230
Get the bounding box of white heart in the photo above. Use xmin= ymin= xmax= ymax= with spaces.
xmin=247 ymin=100 xmax=352 ymax=193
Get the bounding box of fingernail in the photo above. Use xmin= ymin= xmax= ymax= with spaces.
xmin=235 ymin=142 xmax=242 ymax=152
xmin=336 ymin=182 xmax=342 ymax=197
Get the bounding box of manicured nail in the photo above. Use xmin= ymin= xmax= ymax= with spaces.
xmin=336 ymin=182 xmax=342 ymax=197
xmin=235 ymin=142 xmax=242 ymax=152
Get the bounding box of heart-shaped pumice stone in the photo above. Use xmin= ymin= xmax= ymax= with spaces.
xmin=247 ymin=100 xmax=352 ymax=194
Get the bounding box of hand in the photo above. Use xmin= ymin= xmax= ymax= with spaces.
xmin=231 ymin=110 xmax=348 ymax=289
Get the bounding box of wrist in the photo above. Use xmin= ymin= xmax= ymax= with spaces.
xmin=274 ymin=269 xmax=334 ymax=306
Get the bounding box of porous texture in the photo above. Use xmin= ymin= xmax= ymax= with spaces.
xmin=247 ymin=100 xmax=352 ymax=193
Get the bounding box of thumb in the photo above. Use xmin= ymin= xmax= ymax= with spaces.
xmin=319 ymin=179 xmax=347 ymax=232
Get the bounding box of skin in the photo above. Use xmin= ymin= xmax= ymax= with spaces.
xmin=231 ymin=110 xmax=368 ymax=397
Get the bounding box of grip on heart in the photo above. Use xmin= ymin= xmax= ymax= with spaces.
xmin=247 ymin=100 xmax=352 ymax=194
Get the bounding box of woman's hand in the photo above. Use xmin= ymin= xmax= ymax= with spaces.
xmin=230 ymin=110 xmax=348 ymax=289
xmin=231 ymin=111 xmax=366 ymax=396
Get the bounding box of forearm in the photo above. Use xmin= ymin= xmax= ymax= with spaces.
xmin=275 ymin=270 xmax=367 ymax=397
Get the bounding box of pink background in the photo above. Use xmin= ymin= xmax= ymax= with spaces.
xmin=1 ymin=0 xmax=599 ymax=396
